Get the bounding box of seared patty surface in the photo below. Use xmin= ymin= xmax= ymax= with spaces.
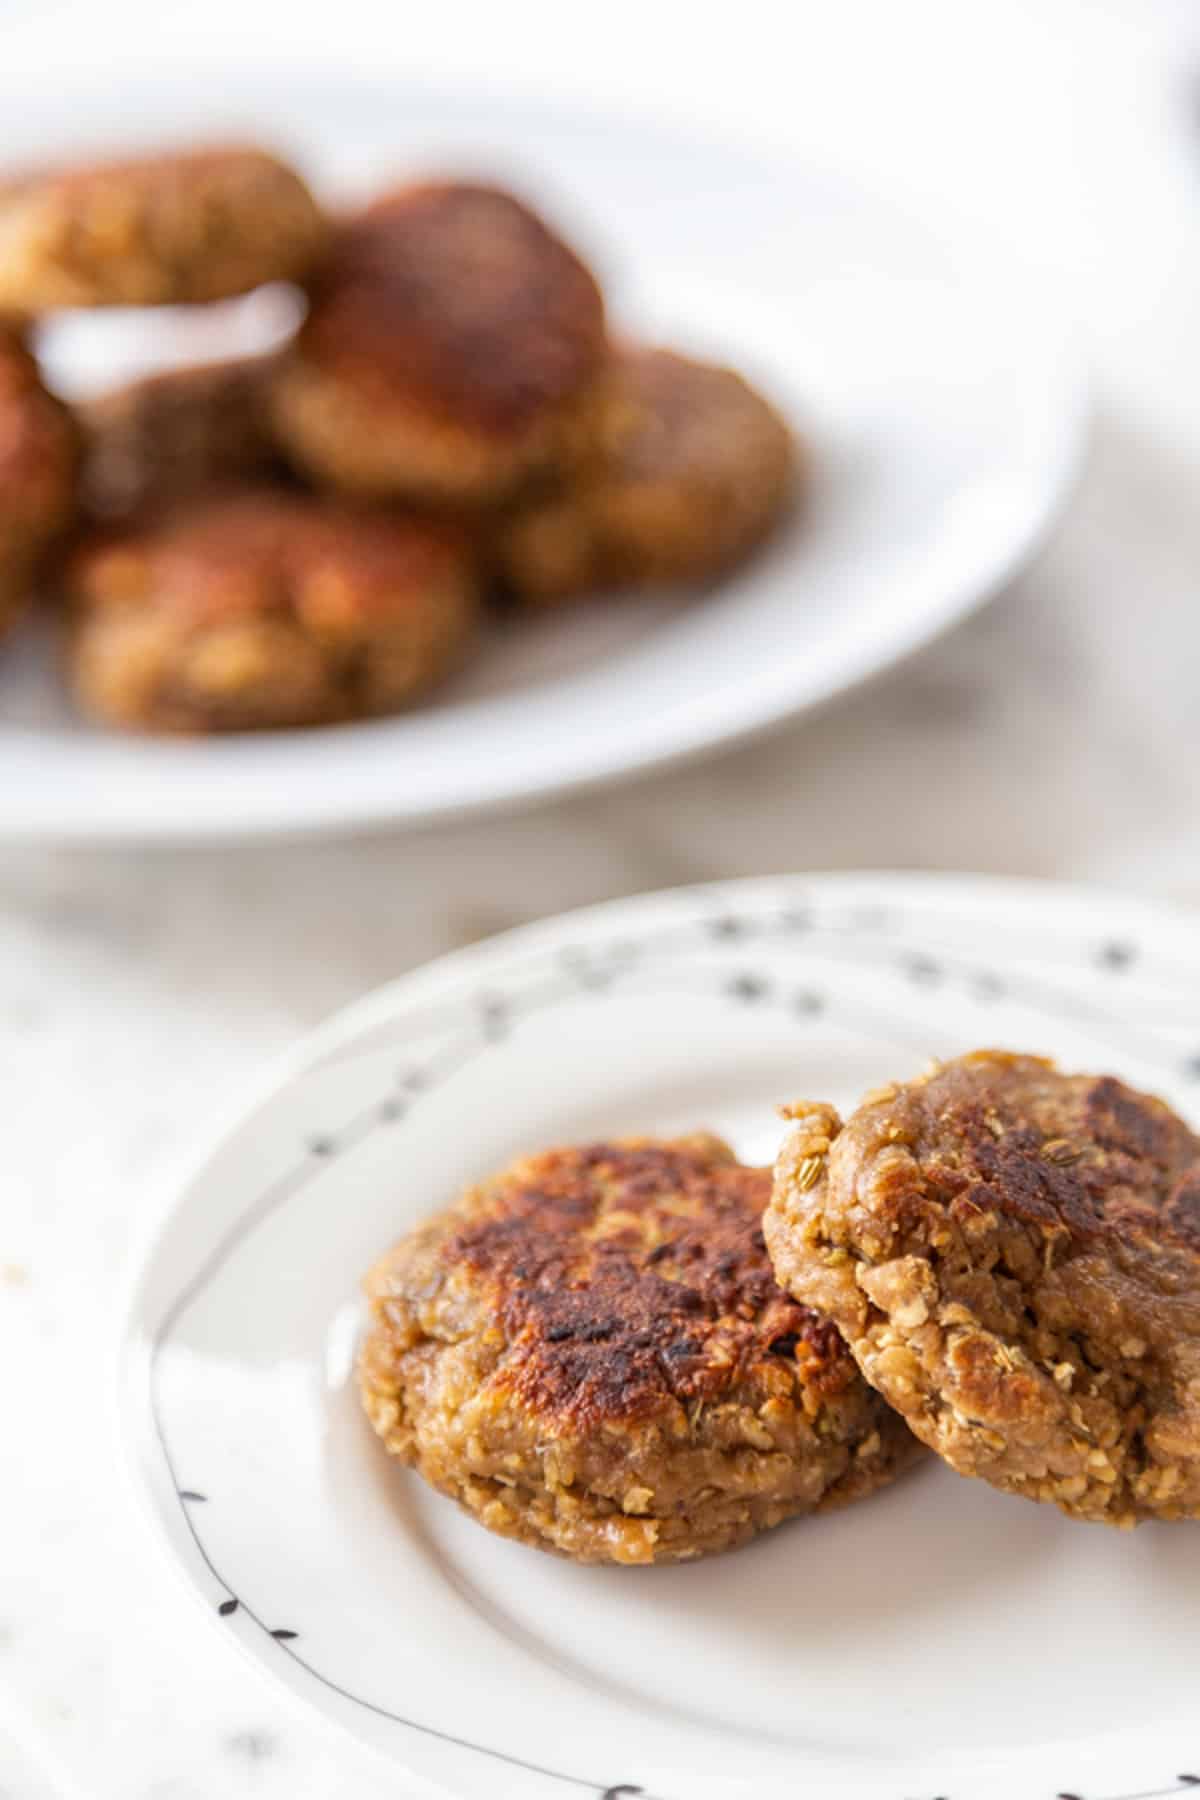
xmin=361 ymin=1133 xmax=917 ymax=1564
xmin=767 ymin=1051 xmax=1200 ymax=1525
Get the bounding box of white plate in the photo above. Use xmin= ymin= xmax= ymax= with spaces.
xmin=0 ymin=75 xmax=1085 ymax=843
xmin=121 ymin=872 xmax=1200 ymax=1800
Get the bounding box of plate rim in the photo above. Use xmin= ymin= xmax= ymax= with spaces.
xmin=115 ymin=870 xmax=1200 ymax=1794
xmin=0 ymin=71 xmax=1090 ymax=844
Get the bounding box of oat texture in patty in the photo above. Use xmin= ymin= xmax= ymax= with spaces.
xmin=0 ymin=329 xmax=79 ymax=640
xmin=0 ymin=145 xmax=327 ymax=309
xmin=766 ymin=1050 xmax=1200 ymax=1526
xmin=491 ymin=345 xmax=797 ymax=605
xmin=269 ymin=180 xmax=607 ymax=502
xmin=359 ymin=1134 xmax=918 ymax=1564
xmin=66 ymin=489 xmax=479 ymax=733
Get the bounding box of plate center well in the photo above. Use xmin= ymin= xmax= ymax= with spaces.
xmin=407 ymin=1453 xmax=1200 ymax=1757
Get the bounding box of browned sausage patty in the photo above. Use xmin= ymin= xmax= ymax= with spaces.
xmin=0 ymin=330 xmax=79 ymax=639
xmin=0 ymin=146 xmax=327 ymax=309
xmin=66 ymin=490 xmax=479 ymax=733
xmin=766 ymin=1051 xmax=1200 ymax=1526
xmin=492 ymin=345 xmax=797 ymax=605
xmin=360 ymin=1134 xmax=918 ymax=1564
xmin=81 ymin=355 xmax=286 ymax=521
xmin=269 ymin=181 xmax=607 ymax=502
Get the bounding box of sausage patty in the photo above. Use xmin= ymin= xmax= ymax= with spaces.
xmin=766 ymin=1051 xmax=1200 ymax=1526
xmin=0 ymin=145 xmax=327 ymax=309
xmin=269 ymin=180 xmax=607 ymax=502
xmin=0 ymin=330 xmax=79 ymax=640
xmin=66 ymin=489 xmax=478 ymax=732
xmin=492 ymin=345 xmax=797 ymax=605
xmin=360 ymin=1134 xmax=917 ymax=1564
xmin=81 ymin=355 xmax=285 ymax=521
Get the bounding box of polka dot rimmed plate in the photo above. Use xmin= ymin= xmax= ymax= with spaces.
xmin=121 ymin=873 xmax=1200 ymax=1800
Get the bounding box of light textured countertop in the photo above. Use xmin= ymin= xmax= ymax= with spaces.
xmin=4 ymin=3 xmax=1200 ymax=1796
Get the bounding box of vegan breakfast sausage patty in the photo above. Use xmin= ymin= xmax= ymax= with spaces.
xmin=268 ymin=180 xmax=608 ymax=502
xmin=491 ymin=345 xmax=797 ymax=605
xmin=0 ymin=330 xmax=79 ymax=640
xmin=66 ymin=490 xmax=479 ymax=733
xmin=0 ymin=145 xmax=327 ymax=310
xmin=359 ymin=1134 xmax=918 ymax=1564
xmin=766 ymin=1051 xmax=1200 ymax=1526
xmin=81 ymin=354 xmax=286 ymax=521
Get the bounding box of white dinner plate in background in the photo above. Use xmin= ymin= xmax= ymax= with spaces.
xmin=0 ymin=76 xmax=1086 ymax=842
xmin=121 ymin=874 xmax=1200 ymax=1799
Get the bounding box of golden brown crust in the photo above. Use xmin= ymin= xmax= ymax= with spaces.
xmin=81 ymin=355 xmax=285 ymax=521
xmin=66 ymin=490 xmax=479 ymax=732
xmin=0 ymin=146 xmax=327 ymax=309
xmin=492 ymin=345 xmax=797 ymax=605
xmin=766 ymin=1051 xmax=1200 ymax=1526
xmin=360 ymin=1135 xmax=918 ymax=1564
xmin=0 ymin=329 xmax=79 ymax=638
xmin=450 ymin=1137 xmax=855 ymax=1429
xmin=269 ymin=181 xmax=607 ymax=501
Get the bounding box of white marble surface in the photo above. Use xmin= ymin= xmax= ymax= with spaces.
xmin=4 ymin=2 xmax=1200 ymax=1796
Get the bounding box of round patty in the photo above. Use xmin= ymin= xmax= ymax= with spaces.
xmin=66 ymin=490 xmax=478 ymax=733
xmin=0 ymin=330 xmax=79 ymax=640
xmin=492 ymin=345 xmax=797 ymax=605
xmin=269 ymin=180 xmax=607 ymax=502
xmin=0 ymin=145 xmax=327 ymax=309
xmin=766 ymin=1050 xmax=1200 ymax=1526
xmin=82 ymin=355 xmax=285 ymax=521
xmin=360 ymin=1134 xmax=917 ymax=1565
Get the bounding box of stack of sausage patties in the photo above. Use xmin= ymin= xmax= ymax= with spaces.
xmin=359 ymin=1051 xmax=1200 ymax=1566
xmin=0 ymin=143 xmax=797 ymax=734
